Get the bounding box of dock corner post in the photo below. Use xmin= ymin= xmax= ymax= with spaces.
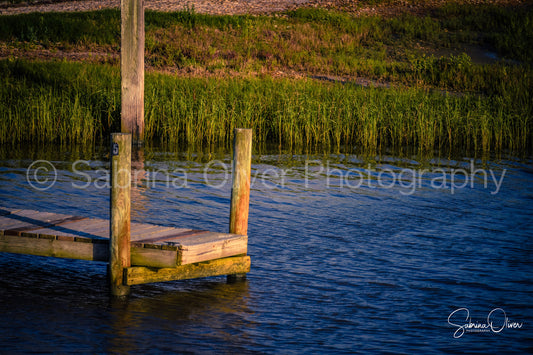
xmin=121 ymin=0 xmax=145 ymax=145
xmin=110 ymin=133 xmax=132 ymax=297
xmin=228 ymin=128 xmax=252 ymax=282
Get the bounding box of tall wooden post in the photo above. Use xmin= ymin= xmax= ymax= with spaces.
xmin=110 ymin=133 xmax=132 ymax=296
xmin=228 ymin=129 xmax=252 ymax=282
xmin=229 ymin=128 xmax=252 ymax=235
xmin=121 ymin=0 xmax=144 ymax=144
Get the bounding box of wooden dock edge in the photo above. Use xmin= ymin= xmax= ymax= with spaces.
xmin=0 ymin=231 xmax=178 ymax=268
xmin=124 ymin=255 xmax=251 ymax=285
xmin=0 ymin=230 xmax=248 ymax=270
xmin=0 ymin=231 xmax=110 ymax=262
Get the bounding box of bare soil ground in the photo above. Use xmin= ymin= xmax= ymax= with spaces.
xmin=1 ymin=0 xmax=308 ymax=15
xmin=0 ymin=0 xmax=527 ymax=16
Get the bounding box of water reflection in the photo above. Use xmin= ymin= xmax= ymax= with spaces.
xmin=105 ymin=281 xmax=251 ymax=353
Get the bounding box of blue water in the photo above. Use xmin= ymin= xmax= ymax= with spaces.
xmin=0 ymin=146 xmax=532 ymax=353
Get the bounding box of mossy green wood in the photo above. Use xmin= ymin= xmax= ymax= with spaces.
xmin=124 ymin=255 xmax=251 ymax=285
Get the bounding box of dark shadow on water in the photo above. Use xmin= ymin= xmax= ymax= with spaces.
xmin=104 ymin=280 xmax=252 ymax=353
xmin=0 ymin=252 xmax=252 ymax=352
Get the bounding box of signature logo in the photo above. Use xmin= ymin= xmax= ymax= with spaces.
xmin=448 ymin=308 xmax=524 ymax=338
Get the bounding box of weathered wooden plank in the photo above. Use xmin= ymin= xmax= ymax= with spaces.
xmin=55 ymin=215 xmax=88 ymax=225
xmin=0 ymin=212 xmax=62 ymax=231
xmin=0 ymin=210 xmax=86 ymax=235
xmin=5 ymin=215 xmax=86 ymax=233
xmin=177 ymin=232 xmax=242 ymax=246
xmin=130 ymin=246 xmax=178 ymax=268
xmin=66 ymin=218 xmax=109 ymax=230
xmin=130 ymin=223 xmax=175 ymax=239
xmin=2 ymin=217 xmax=84 ymax=235
xmin=29 ymin=219 xmax=109 ymax=239
xmin=53 ymin=218 xmax=108 ymax=233
xmin=132 ymin=225 xmax=183 ymax=238
xmin=0 ymin=233 xmax=109 ymax=261
xmin=0 ymin=232 xmax=181 ymax=267
xmin=179 ymin=234 xmax=248 ymax=265
xmin=124 ymin=255 xmax=251 ymax=285
xmin=4 ymin=210 xmax=72 ymax=223
xmin=135 ymin=229 xmax=207 ymax=244
xmin=0 ymin=208 xmax=16 ymax=216
xmin=4 ymin=210 xmax=65 ymax=219
xmin=130 ymin=222 xmax=158 ymax=234
xmin=130 ymin=227 xmax=192 ymax=242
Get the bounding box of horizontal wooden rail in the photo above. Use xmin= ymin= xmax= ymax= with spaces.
xmin=124 ymin=255 xmax=251 ymax=285
xmin=0 ymin=230 xmax=178 ymax=268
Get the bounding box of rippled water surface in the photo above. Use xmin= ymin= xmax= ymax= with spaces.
xmin=0 ymin=145 xmax=532 ymax=353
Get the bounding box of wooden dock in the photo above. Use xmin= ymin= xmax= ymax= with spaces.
xmin=0 ymin=209 xmax=250 ymax=286
xmin=0 ymin=129 xmax=253 ymax=295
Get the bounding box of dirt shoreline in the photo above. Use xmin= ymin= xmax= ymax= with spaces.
xmin=0 ymin=0 xmax=527 ymax=16
xmin=1 ymin=0 xmax=310 ymax=16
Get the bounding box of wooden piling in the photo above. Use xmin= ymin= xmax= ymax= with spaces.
xmin=229 ymin=128 xmax=252 ymax=236
xmin=228 ymin=128 xmax=252 ymax=282
xmin=121 ymin=0 xmax=144 ymax=144
xmin=110 ymin=133 xmax=132 ymax=296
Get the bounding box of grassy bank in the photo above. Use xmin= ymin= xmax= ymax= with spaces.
xmin=1 ymin=3 xmax=531 ymax=83
xmin=0 ymin=1 xmax=532 ymax=154
xmin=1 ymin=59 xmax=530 ymax=154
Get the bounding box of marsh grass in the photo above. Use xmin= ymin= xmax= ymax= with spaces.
xmin=0 ymin=3 xmax=531 ymax=154
xmin=0 ymin=59 xmax=120 ymax=145
xmin=1 ymin=59 xmax=530 ymax=155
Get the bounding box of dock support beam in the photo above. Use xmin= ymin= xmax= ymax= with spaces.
xmin=121 ymin=0 xmax=144 ymax=144
xmin=228 ymin=128 xmax=252 ymax=282
xmin=110 ymin=133 xmax=132 ymax=296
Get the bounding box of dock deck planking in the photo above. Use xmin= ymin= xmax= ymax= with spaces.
xmin=0 ymin=209 xmax=247 ymax=268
